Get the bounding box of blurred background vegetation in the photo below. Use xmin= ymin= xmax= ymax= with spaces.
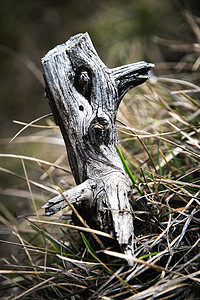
xmin=0 ymin=0 xmax=199 ymax=136
xmin=0 ymin=0 xmax=199 ymax=226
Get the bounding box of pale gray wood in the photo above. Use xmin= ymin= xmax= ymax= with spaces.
xmin=41 ymin=32 xmax=154 ymax=264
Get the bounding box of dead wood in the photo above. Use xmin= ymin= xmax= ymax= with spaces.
xmin=41 ymin=32 xmax=154 ymax=264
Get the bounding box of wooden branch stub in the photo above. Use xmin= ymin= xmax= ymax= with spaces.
xmin=41 ymin=33 xmax=154 ymax=264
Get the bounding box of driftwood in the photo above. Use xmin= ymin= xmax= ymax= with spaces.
xmin=41 ymin=33 xmax=154 ymax=264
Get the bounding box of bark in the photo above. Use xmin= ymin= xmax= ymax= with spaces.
xmin=41 ymin=32 xmax=154 ymax=264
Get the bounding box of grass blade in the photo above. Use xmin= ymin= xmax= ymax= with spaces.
xmin=115 ymin=144 xmax=143 ymax=195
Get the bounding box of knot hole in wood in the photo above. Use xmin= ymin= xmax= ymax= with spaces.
xmin=88 ymin=116 xmax=110 ymax=147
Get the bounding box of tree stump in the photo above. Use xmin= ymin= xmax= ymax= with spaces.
xmin=41 ymin=33 xmax=154 ymax=264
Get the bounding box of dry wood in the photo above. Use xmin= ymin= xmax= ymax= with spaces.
xmin=41 ymin=33 xmax=154 ymax=264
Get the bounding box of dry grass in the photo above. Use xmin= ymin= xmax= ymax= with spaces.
xmin=0 ymin=74 xmax=199 ymax=299
xmin=1 ymin=13 xmax=200 ymax=297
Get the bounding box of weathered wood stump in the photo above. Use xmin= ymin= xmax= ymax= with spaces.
xmin=41 ymin=33 xmax=154 ymax=264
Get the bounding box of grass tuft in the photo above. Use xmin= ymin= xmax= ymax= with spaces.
xmin=1 ymin=35 xmax=200 ymax=300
